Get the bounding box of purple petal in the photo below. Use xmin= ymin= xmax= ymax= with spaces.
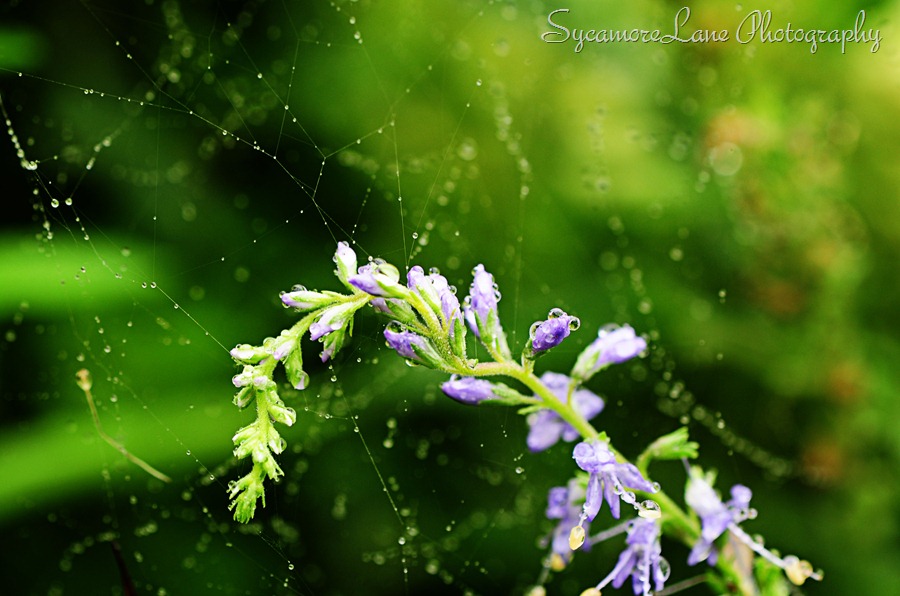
xmin=527 ymin=411 xmax=564 ymax=452
xmin=605 ymin=478 xmax=622 ymax=520
xmin=334 ymin=241 xmax=358 ymax=283
xmin=611 ymin=548 xmax=638 ymax=589
xmin=532 ymin=316 xmax=573 ymax=352
xmin=572 ymin=386 xmax=605 ymax=420
xmin=407 ymin=265 xmax=426 ymax=289
xmin=349 ymin=266 xmax=384 ymax=295
xmin=383 ymin=327 xmax=420 ymax=360
xmin=617 ymin=462 xmax=658 ymax=493
xmin=573 ymin=441 xmax=612 ymax=473
xmin=546 ymin=487 xmax=569 ymax=519
xmin=309 ymin=320 xmax=337 ymax=341
xmin=441 ymin=376 xmax=496 ymax=405
xmin=596 ymin=325 xmax=647 ymax=367
xmin=583 ymin=473 xmax=603 ymax=521
xmin=469 ymin=264 xmax=498 ymax=319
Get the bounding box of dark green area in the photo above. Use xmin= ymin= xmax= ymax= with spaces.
xmin=1 ymin=1 xmax=898 ymax=594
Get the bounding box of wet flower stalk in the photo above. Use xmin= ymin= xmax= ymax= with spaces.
xmin=228 ymin=242 xmax=822 ymax=594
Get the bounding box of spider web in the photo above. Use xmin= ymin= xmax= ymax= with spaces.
xmin=2 ymin=1 xmax=897 ymax=595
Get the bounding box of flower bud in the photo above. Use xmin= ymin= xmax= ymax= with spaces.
xmin=280 ymin=287 xmax=337 ymax=311
xmin=334 ymin=241 xmax=358 ymax=289
xmin=530 ymin=308 xmax=580 ymax=354
xmin=463 ymin=264 xmax=510 ymax=358
xmin=349 ymin=260 xmax=406 ymax=297
xmin=231 ymin=344 xmax=268 ymax=364
xmin=383 ymin=323 xmax=442 ymax=368
xmin=572 ymin=324 xmax=646 ymax=381
xmin=309 ymin=302 xmax=358 ymax=341
xmin=440 ymin=376 xmax=498 ymax=405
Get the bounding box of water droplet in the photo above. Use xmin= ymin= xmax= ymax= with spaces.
xmin=568 ymin=525 xmax=585 ymax=550
xmin=638 ymin=500 xmax=661 ymax=519
xmin=457 ymin=138 xmax=478 ymax=161
xmin=50 ymin=198 xmax=59 ymax=208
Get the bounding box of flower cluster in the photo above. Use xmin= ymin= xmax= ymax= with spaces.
xmin=588 ymin=518 xmax=669 ymax=596
xmin=685 ymin=466 xmax=823 ymax=586
xmin=228 ymin=242 xmax=823 ymax=594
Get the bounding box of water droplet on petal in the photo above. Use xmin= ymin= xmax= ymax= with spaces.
xmin=638 ymin=499 xmax=661 ymax=519
xmin=568 ymin=525 xmax=585 ymax=550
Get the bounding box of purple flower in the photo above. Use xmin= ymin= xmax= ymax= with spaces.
xmin=230 ymin=344 xmax=267 ymax=364
xmin=383 ymin=324 xmax=441 ymax=367
xmin=685 ymin=468 xmax=754 ymax=566
xmin=370 ymin=298 xmax=392 ymax=314
xmin=527 ymin=372 xmax=604 ymax=452
xmin=408 ymin=266 xmax=462 ymax=329
xmin=309 ymin=302 xmax=357 ymax=340
xmin=280 ymin=287 xmax=334 ymax=311
xmin=272 ymin=337 xmax=295 ymax=361
xmin=232 ymin=365 xmax=255 ymax=387
xmin=464 ymin=264 xmax=498 ymax=330
xmin=531 ymin=308 xmax=580 ymax=353
xmin=349 ymin=260 xmax=404 ymax=297
xmin=573 ymin=440 xmax=658 ymax=520
xmin=440 ymin=376 xmax=497 ymax=405
xmin=383 ymin=326 xmax=421 ymax=359
xmin=682 ymin=467 xmax=822 ymax=586
xmin=463 ymin=265 xmax=510 ymax=357
xmin=319 ymin=328 xmax=347 ymax=363
xmin=545 ymin=479 xmax=590 ymax=569
xmin=572 ymin=324 xmax=647 ymax=381
xmin=333 ymin=241 xmax=358 ymax=288
xmin=593 ymin=518 xmax=669 ymax=596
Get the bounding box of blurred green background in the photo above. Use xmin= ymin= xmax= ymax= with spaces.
xmin=1 ymin=0 xmax=898 ymax=594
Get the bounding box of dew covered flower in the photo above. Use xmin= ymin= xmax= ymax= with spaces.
xmin=230 ymin=343 xmax=268 ymax=364
xmin=280 ymin=286 xmax=337 ymax=311
xmin=684 ymin=467 xmax=755 ymax=566
xmin=349 ymin=260 xmax=405 ymax=297
xmin=408 ymin=265 xmax=462 ymax=329
xmin=545 ymin=479 xmax=590 ymax=570
xmin=591 ymin=518 xmax=669 ymax=596
xmin=333 ymin=241 xmax=358 ymax=289
xmin=463 ymin=264 xmax=510 ymax=358
xmin=370 ymin=297 xmax=418 ymax=325
xmin=441 ymin=376 xmax=498 ymax=405
xmin=573 ymin=440 xmax=658 ymax=520
xmin=309 ymin=301 xmax=358 ymax=340
xmin=527 ymin=372 xmax=603 ymax=452
xmin=383 ymin=323 xmax=442 ymax=367
xmin=319 ymin=327 xmax=346 ymax=364
xmin=530 ymin=308 xmax=580 ymax=354
xmin=683 ymin=466 xmax=822 ymax=586
xmin=572 ymin=324 xmax=647 ymax=382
